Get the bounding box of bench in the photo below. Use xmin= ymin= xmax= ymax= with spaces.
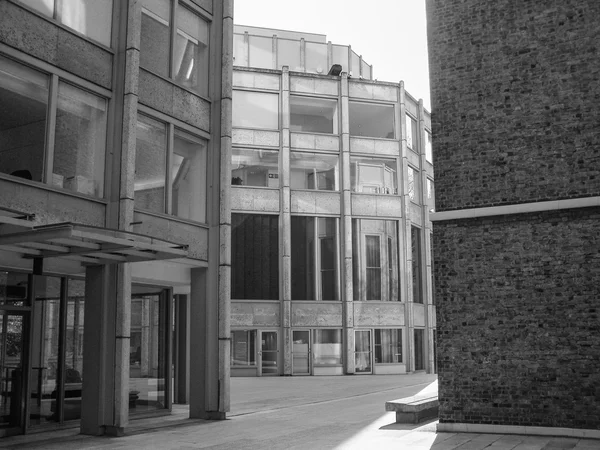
xmin=385 ymin=394 xmax=439 ymax=424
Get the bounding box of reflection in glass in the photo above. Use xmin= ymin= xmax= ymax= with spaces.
xmin=63 ymin=280 xmax=84 ymax=421
xmin=408 ymin=166 xmax=420 ymax=202
xmin=174 ymin=5 xmax=209 ymax=95
xmin=426 ymin=131 xmax=433 ymax=163
xmin=375 ymin=329 xmax=402 ymax=363
xmin=54 ymin=82 xmax=107 ymax=197
xmin=135 ymin=115 xmax=167 ymax=213
xmin=0 ymin=312 xmax=25 ymax=430
xmin=352 ymin=219 xmax=399 ymax=302
xmin=233 ymin=34 xmax=247 ymax=66
xmin=0 ymin=55 xmax=49 ymax=183
xmin=0 ymin=272 xmax=29 ymax=307
xmin=355 ymin=330 xmax=371 ymax=373
xmin=349 ymin=101 xmax=395 ymax=139
xmin=277 ymin=39 xmax=301 ymax=71
xmin=292 ymin=330 xmax=310 ymax=374
xmin=406 ymin=115 xmax=418 ymax=150
xmin=140 ymin=0 xmax=171 ymax=78
xmin=172 ymin=130 xmax=207 ymax=222
xmin=412 ymin=226 xmax=423 ymax=304
xmin=305 ymin=42 xmax=327 ymax=74
xmin=350 ymin=157 xmax=397 ymax=195
xmin=130 ymin=293 xmax=167 ymax=413
xmin=232 ymin=91 xmax=279 ymax=129
xmin=290 ymin=96 xmax=337 ymax=134
xmin=231 ymin=148 xmax=279 ymax=187
xmin=260 ymin=331 xmax=278 ymax=375
xmin=248 ymin=35 xmax=273 ymax=69
xmin=313 ymin=329 xmax=342 ymax=365
xmin=290 ymin=152 xmax=338 ymax=191
xmin=230 ymin=330 xmax=256 ymax=366
xmin=427 ymin=178 xmax=435 ymax=212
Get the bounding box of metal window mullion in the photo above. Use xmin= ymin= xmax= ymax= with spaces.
xmin=165 ymin=124 xmax=175 ymax=214
xmin=44 ymin=75 xmax=59 ymax=185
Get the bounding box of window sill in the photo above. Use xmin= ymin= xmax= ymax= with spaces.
xmin=350 ymin=135 xmax=397 ymax=142
xmin=231 ymin=185 xmax=279 ymax=190
xmin=290 ymin=131 xmax=339 ymax=138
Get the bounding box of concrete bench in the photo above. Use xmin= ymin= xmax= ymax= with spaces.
xmin=385 ymin=395 xmax=439 ymax=424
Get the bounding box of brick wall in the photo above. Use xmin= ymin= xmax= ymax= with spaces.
xmin=434 ymin=208 xmax=600 ymax=428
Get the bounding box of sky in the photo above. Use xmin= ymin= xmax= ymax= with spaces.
xmin=233 ymin=0 xmax=431 ymax=110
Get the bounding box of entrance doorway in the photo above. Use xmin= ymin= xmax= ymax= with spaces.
xmin=258 ymin=331 xmax=278 ymax=376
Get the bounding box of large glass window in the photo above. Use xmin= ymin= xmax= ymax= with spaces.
xmin=305 ymin=42 xmax=327 ymax=74
xmin=350 ymin=156 xmax=397 ymax=195
xmin=290 ymin=96 xmax=337 ymax=134
xmin=135 ymin=114 xmax=207 ymax=221
xmin=291 ymin=217 xmax=339 ymax=301
xmin=414 ymin=328 xmax=425 ymax=371
xmin=427 ymin=178 xmax=435 ymax=212
xmin=406 ymin=114 xmax=418 ymax=150
xmin=277 ymin=39 xmax=301 ymax=72
xmin=140 ymin=0 xmax=209 ymax=96
xmin=19 ymin=0 xmax=113 ymax=46
xmin=375 ymin=329 xmax=402 ymax=364
xmin=425 ymin=131 xmax=433 ymax=163
xmin=233 ymin=91 xmax=279 ymax=130
xmin=231 ymin=148 xmax=279 ymax=188
xmin=248 ymin=35 xmax=273 ymax=69
xmin=352 ymin=219 xmax=399 ymax=301
xmin=349 ymin=102 xmax=395 ymax=139
xmin=230 ymin=330 xmax=256 ymax=366
xmin=232 ymin=214 xmax=279 ymax=300
xmin=0 ymin=55 xmax=107 ymax=197
xmin=412 ymin=226 xmax=423 ymax=304
xmin=408 ymin=166 xmax=420 ymax=202
xmin=290 ymin=152 xmax=338 ymax=191
xmin=312 ymin=329 xmax=342 ymax=366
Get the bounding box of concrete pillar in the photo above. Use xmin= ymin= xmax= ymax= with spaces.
xmin=340 ymin=73 xmax=355 ymax=374
xmin=174 ymin=294 xmax=189 ymax=404
xmin=189 ymin=267 xmax=210 ymax=418
xmin=281 ymin=67 xmax=292 ymax=375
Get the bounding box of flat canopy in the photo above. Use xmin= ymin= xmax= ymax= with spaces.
xmin=0 ymin=222 xmax=189 ymax=265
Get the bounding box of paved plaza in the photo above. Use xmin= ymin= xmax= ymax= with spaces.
xmin=4 ymin=373 xmax=599 ymax=449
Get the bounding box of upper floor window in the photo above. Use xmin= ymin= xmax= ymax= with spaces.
xmin=232 ymin=90 xmax=279 ymax=130
xmin=427 ymin=178 xmax=435 ymax=212
xmin=406 ymin=114 xmax=418 ymax=150
xmin=19 ymin=0 xmax=113 ymax=46
xmin=231 ymin=147 xmax=279 ymax=188
xmin=350 ymin=156 xmax=397 ymax=195
xmin=408 ymin=166 xmax=420 ymax=202
xmin=290 ymin=96 xmax=338 ymax=134
xmin=135 ymin=113 xmax=207 ymax=222
xmin=411 ymin=226 xmax=423 ymax=304
xmin=349 ymin=102 xmax=395 ymax=139
xmin=0 ymin=55 xmax=107 ymax=197
xmin=140 ymin=0 xmax=209 ymax=96
xmin=425 ymin=131 xmax=433 ymax=163
xmin=290 ymin=151 xmax=339 ymax=191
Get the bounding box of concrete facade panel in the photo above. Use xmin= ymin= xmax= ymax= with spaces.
xmin=375 ymin=196 xmax=403 ymax=217
xmin=291 ymin=302 xmax=343 ymax=327
xmin=349 ymin=82 xmax=398 ymax=101
xmin=232 ymin=129 xmax=280 ymax=147
xmin=290 ymin=191 xmax=341 ymax=215
xmin=138 ymin=69 xmax=174 ymax=114
xmin=351 ymin=195 xmax=378 ymax=216
xmin=172 ymin=86 xmax=211 ymax=132
xmin=231 ymin=188 xmax=280 ymax=212
xmin=350 ymin=138 xmax=399 ymax=156
xmin=290 ymin=76 xmax=338 ymax=96
xmin=290 ymin=133 xmax=340 ymax=151
xmin=233 ymin=71 xmax=280 ymax=90
xmin=231 ymin=301 xmax=280 ymax=327
xmin=353 ymin=302 xmax=405 ymax=327
xmin=408 ymin=203 xmax=422 ymax=225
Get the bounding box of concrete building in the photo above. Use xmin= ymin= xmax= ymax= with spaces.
xmin=229 ymin=26 xmax=436 ymax=377
xmin=0 ymin=0 xmax=232 ymax=438
xmin=427 ymin=0 xmax=600 ymax=438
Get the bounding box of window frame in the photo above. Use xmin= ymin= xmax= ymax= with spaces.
xmin=289 ymin=95 xmax=339 ymax=135
xmin=408 ymin=165 xmax=421 ymax=203
xmin=348 ymin=100 xmax=396 ymax=139
xmin=350 ymin=155 xmax=399 ymax=195
xmin=406 ymin=114 xmax=418 ymax=151
xmin=289 ymin=150 xmax=340 ymax=192
xmin=231 ymin=147 xmax=280 ymax=188
xmin=425 ymin=130 xmax=433 ymax=163
xmin=374 ymin=328 xmax=403 ymax=364
xmin=232 ymin=89 xmax=280 ymax=130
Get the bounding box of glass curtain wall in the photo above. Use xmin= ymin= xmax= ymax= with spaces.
xmin=374 ymin=329 xmax=402 ymax=364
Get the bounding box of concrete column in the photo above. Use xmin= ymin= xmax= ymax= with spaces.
xmin=174 ymin=294 xmax=189 ymax=404
xmin=281 ymin=66 xmax=292 ymax=375
xmin=340 ymin=73 xmax=355 ymax=374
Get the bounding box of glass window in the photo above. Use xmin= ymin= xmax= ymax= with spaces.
xmin=408 ymin=166 xmax=420 ymax=202
xmin=140 ymin=0 xmax=171 ymax=78
xmin=351 ymin=50 xmax=360 ymax=77
xmin=412 ymin=226 xmax=423 ymax=304
xmin=277 ymin=38 xmax=301 ymax=71
xmin=135 ymin=115 xmax=167 ymax=214
xmin=233 ymin=34 xmax=246 ymax=66
xmin=305 ymin=42 xmax=327 ymax=74
xmin=427 ymin=178 xmax=435 ymax=212
xmin=291 ymin=217 xmax=339 ymax=301
xmin=354 ymin=330 xmax=372 ymax=373
xmin=172 ymin=129 xmax=206 ymax=222
xmin=349 ymin=101 xmax=395 ymax=139
xmin=232 ymin=214 xmax=279 ymax=300
xmin=231 ymin=148 xmax=279 ymax=188
xmin=230 ymin=330 xmax=256 ymax=366
xmin=54 ymin=82 xmax=107 ymax=197
xmin=233 ymin=90 xmax=279 ymax=130
xmin=414 ymin=328 xmax=425 ymax=370
xmin=313 ymin=329 xmax=342 ymax=365
xmin=361 ymin=60 xmax=372 ymax=80
xmin=19 ymin=0 xmax=113 ymax=46
xmin=331 ymin=45 xmax=348 ymax=71
xmin=290 ymin=96 xmax=337 ymax=134
xmin=248 ymin=35 xmax=273 ymax=69
xmin=350 ymin=156 xmax=397 ymax=195
xmin=0 ymin=55 xmax=48 ymax=183
xmin=425 ymin=131 xmax=433 ymax=163
xmin=406 ymin=115 xmax=418 ymax=150
xmin=375 ymin=329 xmax=402 ymax=363
xmin=290 ymin=152 xmax=338 ymax=191
xmin=352 ymin=219 xmax=399 ymax=302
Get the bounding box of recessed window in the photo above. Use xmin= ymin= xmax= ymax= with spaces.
xmin=427 ymin=178 xmax=435 ymax=212
xmin=406 ymin=115 xmax=418 ymax=150
xmin=233 ymin=90 xmax=279 ymax=130
xmin=291 ymin=217 xmax=340 ymax=301
xmin=408 ymin=166 xmax=420 ymax=202
xmin=313 ymin=329 xmax=342 ymax=365
xmin=375 ymin=329 xmax=403 ymax=364
xmin=231 ymin=148 xmax=279 ymax=187
xmin=230 ymin=330 xmax=256 ymax=366
xmin=140 ymin=0 xmax=209 ymax=96
xmin=412 ymin=226 xmax=423 ymax=304
xmin=425 ymin=131 xmax=433 ymax=163
xmin=349 ymin=102 xmax=395 ymax=139
xmin=352 ymin=219 xmax=400 ymax=302
xmin=290 ymin=96 xmax=338 ymax=134
xmin=414 ymin=328 xmax=425 ymax=370
xmin=290 ymin=152 xmax=339 ymax=191
xmin=0 ymin=55 xmax=107 ymax=197
xmin=19 ymin=0 xmax=113 ymax=46
xmin=350 ymin=156 xmax=397 ymax=195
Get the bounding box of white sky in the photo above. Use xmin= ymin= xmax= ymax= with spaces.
xmin=233 ymin=0 xmax=431 ymax=110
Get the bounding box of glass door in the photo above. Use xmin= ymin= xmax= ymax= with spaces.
xmin=0 ymin=312 xmax=26 ymax=437
xmin=258 ymin=331 xmax=278 ymax=376
xmin=354 ymin=330 xmax=372 ymax=374
xmin=292 ymin=330 xmax=310 ymax=375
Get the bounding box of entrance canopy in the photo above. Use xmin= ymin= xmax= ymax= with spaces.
xmin=0 ymin=221 xmax=188 ymax=265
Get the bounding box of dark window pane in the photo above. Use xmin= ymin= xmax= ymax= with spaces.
xmin=349 ymin=102 xmax=395 ymax=139
xmin=414 ymin=329 xmax=425 ymax=370
xmin=412 ymin=226 xmax=423 ymax=304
